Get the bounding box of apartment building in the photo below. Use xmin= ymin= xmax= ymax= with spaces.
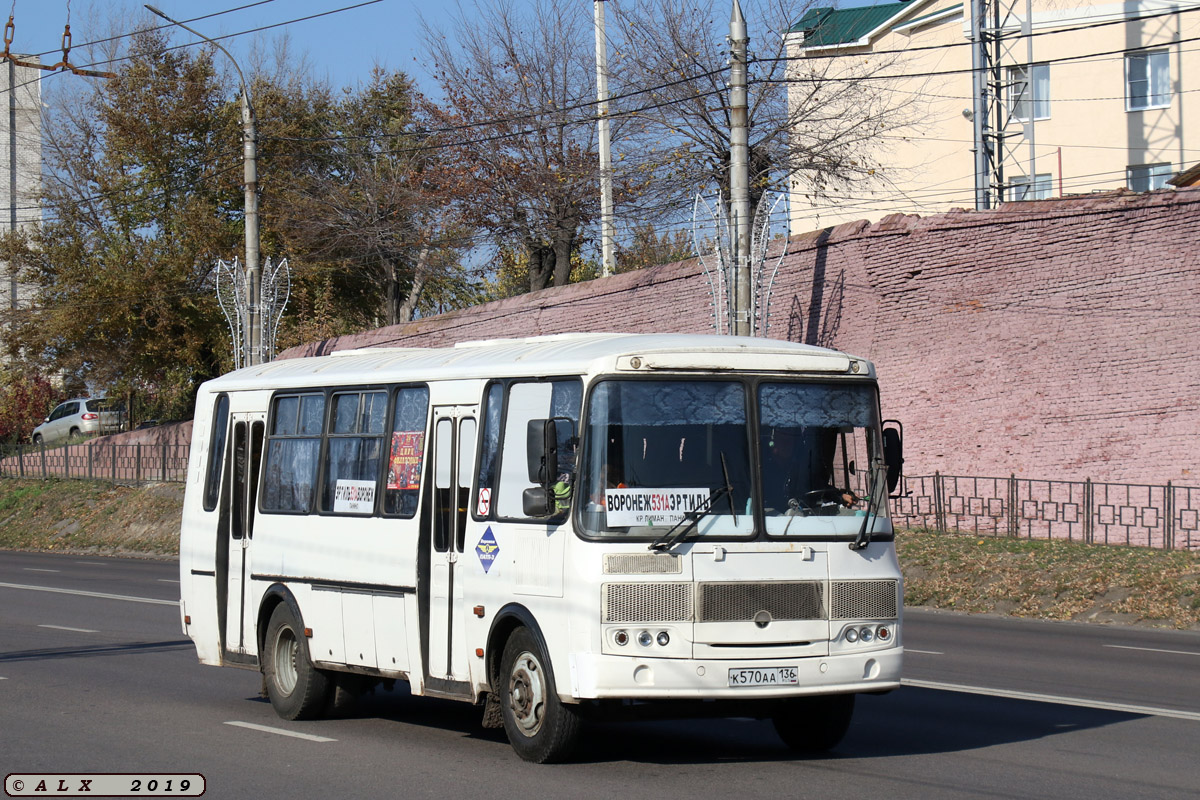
xmin=785 ymin=0 xmax=1200 ymax=230
xmin=1 ymin=57 xmax=42 ymax=315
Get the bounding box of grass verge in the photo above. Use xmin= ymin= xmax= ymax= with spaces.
xmin=0 ymin=477 xmax=181 ymax=558
xmin=899 ymin=528 xmax=1200 ymax=630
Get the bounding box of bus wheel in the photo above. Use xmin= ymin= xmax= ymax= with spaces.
xmin=772 ymin=694 xmax=856 ymax=753
xmin=262 ymin=603 xmax=331 ymax=720
xmin=499 ymin=627 xmax=581 ymax=763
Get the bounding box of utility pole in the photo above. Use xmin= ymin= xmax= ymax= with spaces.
xmin=729 ymin=0 xmax=751 ymax=336
xmin=970 ymin=0 xmax=1038 ymax=208
xmin=146 ymin=5 xmax=261 ymax=366
xmin=594 ymin=0 xmax=615 ymax=277
xmin=969 ymin=0 xmax=990 ymax=209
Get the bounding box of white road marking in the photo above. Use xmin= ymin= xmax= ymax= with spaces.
xmin=902 ymin=679 xmax=1200 ymax=722
xmin=0 ymin=582 xmax=177 ymax=606
xmin=158 ymin=579 xmax=180 ymax=584
xmin=906 ymin=649 xmax=944 ymax=655
xmin=1103 ymin=644 xmax=1200 ymax=658
xmin=23 ymin=568 xmax=60 ymax=573
xmin=224 ymin=721 xmax=336 ymax=742
xmin=74 ymin=561 xmax=108 ymax=566
xmin=38 ymin=624 xmax=99 ymax=633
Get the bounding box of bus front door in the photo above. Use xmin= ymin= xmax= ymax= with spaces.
xmin=425 ymin=405 xmax=478 ymax=688
xmin=219 ymin=413 xmax=265 ymax=662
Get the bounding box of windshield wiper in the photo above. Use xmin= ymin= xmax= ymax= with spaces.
xmin=850 ymin=459 xmax=885 ymax=551
xmin=649 ymin=454 xmax=736 ymax=552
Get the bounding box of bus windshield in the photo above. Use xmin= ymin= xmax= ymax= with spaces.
xmin=578 ymin=378 xmax=886 ymax=539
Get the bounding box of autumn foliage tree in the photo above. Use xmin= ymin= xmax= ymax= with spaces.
xmin=271 ymin=68 xmax=478 ymax=329
xmin=0 ymin=28 xmax=241 ymax=418
xmin=0 ymin=367 xmax=57 ymax=445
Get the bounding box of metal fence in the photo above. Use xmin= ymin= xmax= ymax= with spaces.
xmin=3 ymin=451 xmax=1198 ymax=550
xmin=894 ymin=473 xmax=1200 ymax=550
xmin=0 ymin=441 xmax=190 ymax=484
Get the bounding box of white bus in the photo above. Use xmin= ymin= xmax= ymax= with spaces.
xmin=179 ymin=333 xmax=905 ymax=762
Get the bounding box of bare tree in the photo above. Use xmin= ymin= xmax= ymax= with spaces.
xmin=425 ymin=0 xmax=601 ymax=292
xmin=607 ymin=0 xmax=914 ymax=218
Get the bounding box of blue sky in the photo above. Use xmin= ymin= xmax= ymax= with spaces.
xmin=8 ymin=0 xmax=863 ymax=96
xmin=8 ymin=0 xmax=455 ymax=92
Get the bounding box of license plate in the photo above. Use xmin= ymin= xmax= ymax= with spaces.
xmin=728 ymin=666 xmax=799 ymax=687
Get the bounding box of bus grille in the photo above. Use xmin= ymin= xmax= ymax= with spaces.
xmin=697 ymin=581 xmax=824 ymax=622
xmin=603 ymin=583 xmax=693 ymax=622
xmin=603 ymin=553 xmax=683 ymax=575
xmin=830 ymin=580 xmax=899 ymax=620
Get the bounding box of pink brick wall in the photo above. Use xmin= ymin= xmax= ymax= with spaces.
xmin=279 ymin=189 xmax=1200 ymax=487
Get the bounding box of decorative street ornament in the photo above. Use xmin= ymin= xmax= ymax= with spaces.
xmin=215 ymin=256 xmax=291 ymax=371
xmin=693 ymin=192 xmax=789 ymax=337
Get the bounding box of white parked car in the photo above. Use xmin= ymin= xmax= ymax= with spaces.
xmin=31 ymin=398 xmax=125 ymax=446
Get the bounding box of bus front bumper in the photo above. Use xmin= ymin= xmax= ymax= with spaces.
xmin=566 ymin=647 xmax=902 ymax=701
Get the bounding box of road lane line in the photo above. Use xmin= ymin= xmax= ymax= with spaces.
xmin=23 ymin=568 xmax=60 ymax=573
xmin=158 ymin=579 xmax=180 ymax=584
xmin=38 ymin=625 xmax=99 ymax=633
xmin=224 ymin=721 xmax=336 ymax=742
xmin=0 ymin=582 xmax=177 ymax=606
xmin=1103 ymin=644 xmax=1200 ymax=658
xmin=74 ymin=561 xmax=108 ymax=565
xmin=906 ymin=649 xmax=944 ymax=655
xmin=902 ymin=679 xmax=1200 ymax=722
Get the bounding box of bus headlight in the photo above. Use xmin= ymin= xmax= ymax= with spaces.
xmin=637 ymin=630 xmax=653 ymax=647
xmin=844 ymin=627 xmax=859 ymax=643
xmin=656 ymin=631 xmax=670 ymax=646
xmin=859 ymin=627 xmax=874 ymax=643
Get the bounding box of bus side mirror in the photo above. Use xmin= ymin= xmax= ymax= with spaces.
xmin=526 ymin=419 xmax=558 ymax=485
xmin=882 ymin=421 xmax=904 ymax=496
xmin=522 ymin=486 xmax=554 ymax=518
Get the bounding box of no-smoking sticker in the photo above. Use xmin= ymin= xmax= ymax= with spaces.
xmin=477 ymin=487 xmax=491 ymax=516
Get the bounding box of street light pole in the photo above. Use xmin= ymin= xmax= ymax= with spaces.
xmin=145 ymin=5 xmax=261 ymax=366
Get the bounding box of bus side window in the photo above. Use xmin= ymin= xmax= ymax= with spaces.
xmin=383 ymin=386 xmax=429 ymax=517
xmin=203 ymin=394 xmax=230 ymax=512
xmin=261 ymin=393 xmax=325 ymax=514
xmin=322 ymin=390 xmax=387 ymax=513
xmin=473 ymin=382 xmax=504 ymax=520
xmin=495 ymin=379 xmax=581 ymax=520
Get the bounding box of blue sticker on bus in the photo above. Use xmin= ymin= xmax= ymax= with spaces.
xmin=476 ymin=527 xmax=499 ymax=574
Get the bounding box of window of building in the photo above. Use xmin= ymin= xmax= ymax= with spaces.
xmin=1010 ymin=173 xmax=1053 ymax=201
xmin=1126 ymin=163 xmax=1173 ymax=192
xmin=1126 ymin=50 xmax=1170 ymax=111
xmin=1008 ymin=63 xmax=1049 ymax=121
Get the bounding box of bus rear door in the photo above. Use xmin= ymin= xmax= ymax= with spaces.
xmin=424 ymin=405 xmax=478 ymax=690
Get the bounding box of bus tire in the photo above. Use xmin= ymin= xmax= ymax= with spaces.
xmin=772 ymin=693 xmax=856 ymax=753
xmin=262 ymin=603 xmax=330 ymax=720
xmin=499 ymin=626 xmax=581 ymax=763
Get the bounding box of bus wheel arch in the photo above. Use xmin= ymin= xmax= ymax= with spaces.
xmin=256 ymin=584 xmax=303 ymax=657
xmin=484 ymin=604 xmax=551 ymax=692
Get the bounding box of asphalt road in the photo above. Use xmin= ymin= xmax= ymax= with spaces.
xmin=2 ymin=550 xmax=1199 ymax=799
